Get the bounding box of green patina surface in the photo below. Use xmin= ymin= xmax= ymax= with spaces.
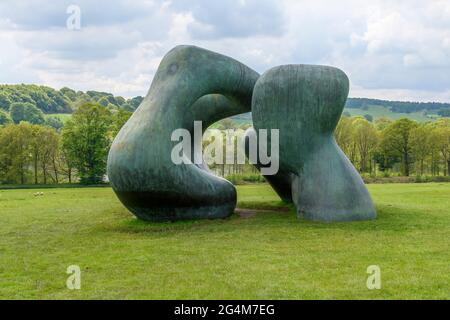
xmin=108 ymin=46 xmax=375 ymax=223
xmin=107 ymin=45 xmax=259 ymax=221
xmin=251 ymin=65 xmax=376 ymax=222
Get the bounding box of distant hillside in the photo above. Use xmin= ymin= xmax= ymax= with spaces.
xmin=231 ymin=97 xmax=450 ymax=124
xmin=0 ymin=84 xmax=143 ymax=114
xmin=346 ymin=98 xmax=450 ymax=114
xmin=343 ymin=98 xmax=450 ymax=123
xmin=1 ymin=84 xmax=449 ymax=123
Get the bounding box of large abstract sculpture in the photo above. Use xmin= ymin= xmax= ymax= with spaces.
xmin=249 ymin=65 xmax=376 ymax=222
xmin=108 ymin=45 xmax=376 ymax=223
xmin=107 ymin=45 xmax=259 ymax=221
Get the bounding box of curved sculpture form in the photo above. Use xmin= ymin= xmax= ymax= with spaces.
xmin=107 ymin=45 xmax=259 ymax=221
xmin=250 ymin=64 xmax=376 ymax=222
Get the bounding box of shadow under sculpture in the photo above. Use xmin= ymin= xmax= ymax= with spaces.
xmin=248 ymin=65 xmax=376 ymax=222
xmin=107 ymin=45 xmax=259 ymax=221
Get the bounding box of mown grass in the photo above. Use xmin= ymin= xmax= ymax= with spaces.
xmin=0 ymin=183 xmax=449 ymax=299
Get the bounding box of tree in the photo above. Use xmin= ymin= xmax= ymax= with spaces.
xmin=410 ymin=124 xmax=432 ymax=175
xmin=29 ymin=125 xmax=60 ymax=184
xmin=0 ymin=123 xmax=34 ymax=184
xmin=10 ymin=102 xmax=45 ymax=125
xmin=336 ymin=116 xmax=361 ymax=164
xmin=335 ymin=116 xmax=354 ymax=158
xmin=363 ymin=114 xmax=373 ymax=122
xmin=437 ymin=108 xmax=450 ymax=117
xmin=216 ymin=118 xmax=235 ymax=130
xmin=128 ymin=96 xmax=144 ymax=110
xmin=59 ymin=148 xmax=75 ymax=184
xmin=45 ymin=116 xmax=64 ymax=131
xmin=374 ymin=117 xmax=392 ymax=130
xmin=115 ymin=96 xmax=126 ymax=106
xmin=98 ymin=96 xmax=109 ymax=107
xmin=111 ymin=109 xmax=132 ymax=138
xmin=352 ymin=117 xmax=378 ymax=173
xmin=62 ymin=103 xmax=112 ymax=184
xmin=433 ymin=119 xmax=450 ymax=176
xmin=60 ymin=87 xmax=77 ymax=102
xmin=0 ymin=110 xmax=12 ymax=125
xmin=39 ymin=127 xmax=60 ymax=184
xmin=380 ymin=118 xmax=418 ymax=176
xmin=0 ymin=93 xmax=11 ymax=111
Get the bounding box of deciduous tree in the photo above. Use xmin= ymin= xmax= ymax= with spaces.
xmin=380 ymin=118 xmax=418 ymax=176
xmin=62 ymin=103 xmax=112 ymax=184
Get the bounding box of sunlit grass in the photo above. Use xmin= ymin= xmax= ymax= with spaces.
xmin=0 ymin=183 xmax=448 ymax=299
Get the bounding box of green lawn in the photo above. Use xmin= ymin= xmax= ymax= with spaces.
xmin=0 ymin=183 xmax=449 ymax=299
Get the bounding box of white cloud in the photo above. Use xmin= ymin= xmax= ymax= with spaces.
xmin=0 ymin=0 xmax=449 ymax=101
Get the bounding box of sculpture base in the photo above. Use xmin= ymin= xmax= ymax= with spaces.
xmin=114 ymin=190 xmax=236 ymax=222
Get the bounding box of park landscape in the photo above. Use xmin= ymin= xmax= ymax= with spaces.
xmin=0 ymin=83 xmax=450 ymax=299
xmin=1 ymin=0 xmax=450 ymax=301
xmin=0 ymin=183 xmax=449 ymax=299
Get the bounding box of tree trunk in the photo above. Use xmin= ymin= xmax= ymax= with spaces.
xmin=52 ymin=157 xmax=59 ymax=184
xmin=34 ymin=155 xmax=38 ymax=184
xmin=403 ymin=152 xmax=409 ymax=176
xmin=20 ymin=163 xmax=25 ymax=185
xmin=43 ymin=168 xmax=47 ymax=184
xmin=448 ymin=160 xmax=450 ymax=177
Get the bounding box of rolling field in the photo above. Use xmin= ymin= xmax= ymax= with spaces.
xmin=0 ymin=184 xmax=449 ymax=299
xmin=344 ymin=105 xmax=438 ymax=122
xmin=44 ymin=113 xmax=72 ymax=123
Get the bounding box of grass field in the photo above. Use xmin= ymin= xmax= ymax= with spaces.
xmin=44 ymin=113 xmax=72 ymax=123
xmin=344 ymin=105 xmax=439 ymax=122
xmin=47 ymin=107 xmax=444 ymax=128
xmin=0 ymin=183 xmax=449 ymax=299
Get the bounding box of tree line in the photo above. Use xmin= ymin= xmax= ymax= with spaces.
xmin=0 ymin=103 xmax=449 ymax=185
xmin=0 ymin=84 xmax=143 ymax=115
xmin=346 ymin=97 xmax=450 ymax=114
xmin=3 ymin=84 xmax=450 ymax=120
xmin=336 ymin=116 xmax=450 ymax=177
xmin=0 ymin=103 xmax=131 ymax=185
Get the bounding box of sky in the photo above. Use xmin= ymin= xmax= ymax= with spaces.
xmin=0 ymin=0 xmax=449 ymax=102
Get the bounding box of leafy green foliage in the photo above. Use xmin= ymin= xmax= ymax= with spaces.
xmin=62 ymin=103 xmax=112 ymax=184
xmin=0 ymin=84 xmax=71 ymax=113
xmin=0 ymin=110 xmax=12 ymax=125
xmin=0 ymin=123 xmax=60 ymax=184
xmin=363 ymin=114 xmax=373 ymax=122
xmin=9 ymin=102 xmax=45 ymax=125
xmin=0 ymin=92 xmax=12 ymax=110
xmin=111 ymin=109 xmax=132 ymax=138
xmin=44 ymin=116 xmax=64 ymax=131
xmin=128 ymin=96 xmax=144 ymax=109
xmin=0 ymin=102 xmax=134 ymax=185
xmin=0 ymin=84 xmax=144 ymax=116
xmin=380 ymin=118 xmax=418 ymax=176
xmin=437 ymin=108 xmax=450 ymax=117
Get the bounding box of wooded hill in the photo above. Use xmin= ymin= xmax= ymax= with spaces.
xmin=346 ymin=98 xmax=450 ymax=115
xmin=0 ymin=84 xmax=143 ymax=114
xmin=1 ymin=84 xmax=449 ymax=117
